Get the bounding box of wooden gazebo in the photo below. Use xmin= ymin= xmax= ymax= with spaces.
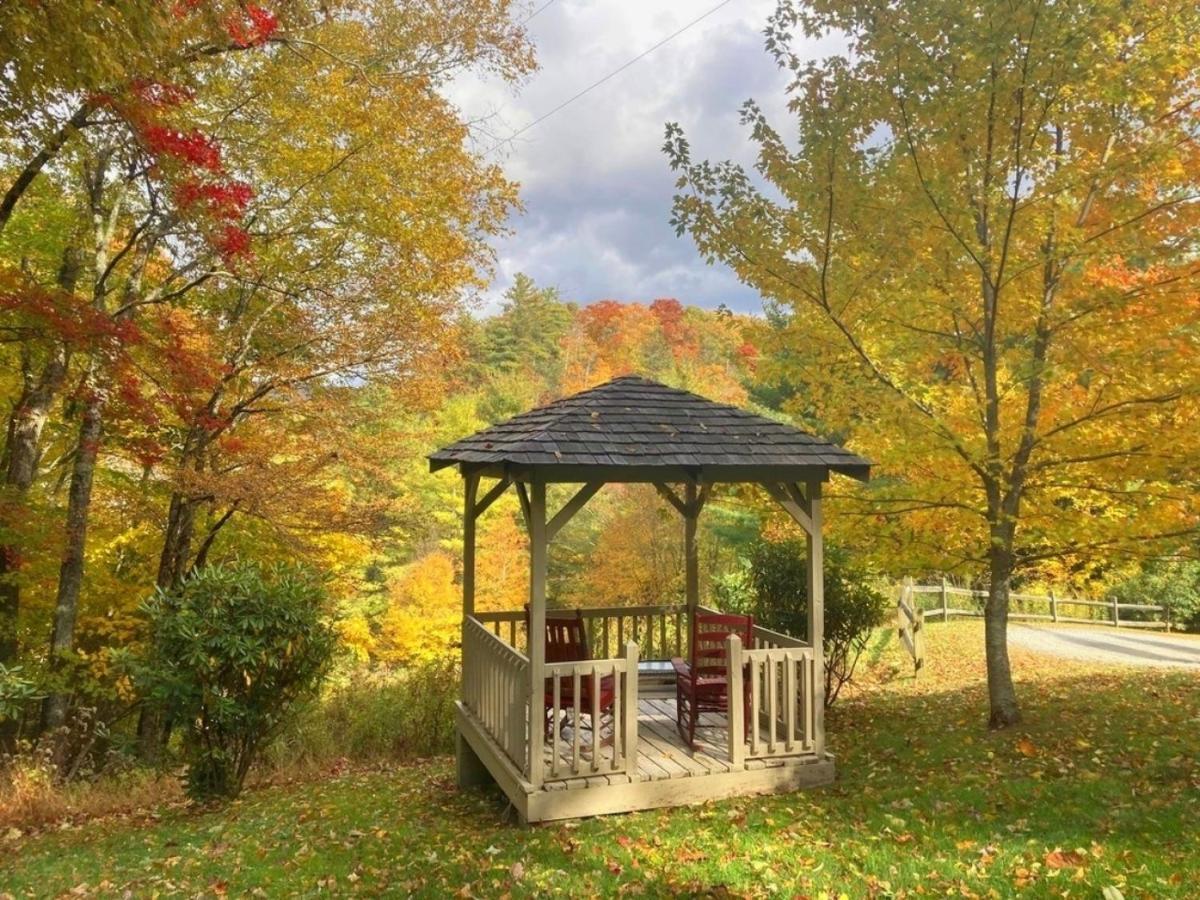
xmin=429 ymin=375 xmax=870 ymax=822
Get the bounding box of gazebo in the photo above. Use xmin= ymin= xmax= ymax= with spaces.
xmin=429 ymin=375 xmax=870 ymax=822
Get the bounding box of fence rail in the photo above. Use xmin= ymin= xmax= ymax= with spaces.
xmin=909 ymin=581 xmax=1170 ymax=630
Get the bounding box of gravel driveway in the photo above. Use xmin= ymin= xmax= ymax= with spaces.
xmin=1008 ymin=624 xmax=1200 ymax=668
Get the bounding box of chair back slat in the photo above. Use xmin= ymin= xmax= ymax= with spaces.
xmin=690 ymin=611 xmax=753 ymax=677
xmin=525 ymin=605 xmax=591 ymax=663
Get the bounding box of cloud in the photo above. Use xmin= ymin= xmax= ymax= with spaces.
xmin=448 ymin=0 xmax=816 ymax=314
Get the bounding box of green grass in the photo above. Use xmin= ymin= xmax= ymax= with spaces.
xmin=3 ymin=622 xmax=1197 ymax=898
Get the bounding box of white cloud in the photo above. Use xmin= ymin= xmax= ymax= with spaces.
xmin=448 ymin=0 xmax=826 ymax=314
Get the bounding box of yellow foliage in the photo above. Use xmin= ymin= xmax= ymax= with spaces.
xmin=377 ymin=552 xmax=459 ymax=665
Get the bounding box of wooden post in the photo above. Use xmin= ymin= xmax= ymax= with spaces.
xmin=624 ymin=640 xmax=639 ymax=773
xmin=684 ymin=482 xmax=699 ymax=612
xmin=805 ymin=480 xmax=825 ymax=757
xmin=1112 ymin=595 xmax=1120 ymax=628
xmin=940 ymin=577 xmax=950 ymax=622
xmin=527 ymin=480 xmax=546 ymax=788
xmin=1049 ymin=589 xmax=1058 ymax=623
xmin=457 ymin=473 xmax=480 ymax=789
xmin=462 ymin=474 xmax=479 ymax=621
xmin=726 ymin=634 xmax=745 ymax=767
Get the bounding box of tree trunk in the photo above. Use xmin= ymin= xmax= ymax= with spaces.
xmin=983 ymin=543 xmax=1021 ymax=728
xmin=41 ymin=389 xmax=104 ymax=733
xmin=1 ymin=249 xmax=80 ymax=665
xmin=135 ymin=492 xmax=200 ymax=762
xmin=156 ymin=493 xmax=198 ymax=589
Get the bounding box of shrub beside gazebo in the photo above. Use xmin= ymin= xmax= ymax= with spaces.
xmin=429 ymin=376 xmax=870 ymax=822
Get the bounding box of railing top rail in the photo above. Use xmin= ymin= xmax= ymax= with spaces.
xmin=465 ymin=614 xmax=530 ymax=665
xmin=751 ymin=623 xmax=811 ymax=649
xmin=543 ymin=656 xmax=629 ymax=673
xmin=472 ymin=603 xmax=686 ymax=624
xmin=743 ymin=643 xmax=813 ymax=659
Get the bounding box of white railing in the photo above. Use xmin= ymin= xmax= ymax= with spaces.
xmin=462 ymin=615 xmax=528 ymax=771
xmin=910 ymin=581 xmax=1171 ymax=630
xmin=726 ymin=633 xmax=818 ymax=764
xmin=542 ymin=642 xmax=639 ymax=782
xmin=473 ymin=604 xmax=687 ymax=659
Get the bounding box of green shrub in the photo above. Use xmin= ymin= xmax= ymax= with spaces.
xmin=272 ymin=656 xmax=458 ymax=768
xmin=749 ymin=540 xmax=888 ymax=705
xmin=0 ymin=664 xmax=42 ymax=726
xmin=131 ymin=562 xmax=337 ymax=801
xmin=1106 ymin=560 xmax=1200 ymax=632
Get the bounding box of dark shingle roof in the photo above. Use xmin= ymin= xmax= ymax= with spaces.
xmin=428 ymin=375 xmax=870 ymax=482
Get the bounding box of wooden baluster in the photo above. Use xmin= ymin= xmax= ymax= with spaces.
xmin=784 ymin=651 xmax=796 ymax=752
xmin=572 ymin=669 xmax=582 ymax=774
xmin=611 ymin=659 xmax=622 ymax=771
xmin=624 ymin=641 xmax=639 ymax=775
xmin=591 ymin=663 xmax=601 ymax=773
xmin=726 ymin=635 xmax=745 ymax=767
xmin=766 ymin=651 xmax=777 ymax=755
xmin=550 ymin=671 xmax=561 ymax=778
xmin=749 ymin=656 xmax=761 ymax=757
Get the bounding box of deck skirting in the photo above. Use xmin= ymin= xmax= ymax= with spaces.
xmin=456 ymin=701 xmax=835 ymax=823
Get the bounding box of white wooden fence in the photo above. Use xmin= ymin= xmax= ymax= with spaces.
xmin=543 ymin=643 xmax=639 ymax=782
xmin=909 ymin=580 xmax=1170 ymax=630
xmin=462 ymin=615 xmax=528 ymax=770
xmin=727 ymin=628 xmax=819 ymax=765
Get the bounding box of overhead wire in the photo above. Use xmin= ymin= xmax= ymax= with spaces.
xmin=490 ymin=0 xmax=739 ymax=153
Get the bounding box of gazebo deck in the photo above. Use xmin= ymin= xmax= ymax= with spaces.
xmin=544 ymin=698 xmax=796 ymax=789
xmin=457 ymin=694 xmax=834 ymax=823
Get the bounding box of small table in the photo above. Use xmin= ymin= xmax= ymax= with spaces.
xmin=637 ymin=659 xmax=676 ymax=697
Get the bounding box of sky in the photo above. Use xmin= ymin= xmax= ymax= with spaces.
xmin=448 ymin=0 xmax=830 ymax=314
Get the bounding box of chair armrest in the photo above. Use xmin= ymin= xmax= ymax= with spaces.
xmin=670 ymin=657 xmax=690 ymax=678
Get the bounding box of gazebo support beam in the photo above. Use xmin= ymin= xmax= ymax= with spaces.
xmin=462 ymin=473 xmax=480 ymax=619
xmin=473 ymin=475 xmax=512 ymax=518
xmin=515 ymin=482 xmax=531 ymax=529
xmin=546 ymin=481 xmax=603 ymax=541
xmin=761 ymin=481 xmax=814 ymax=535
xmin=805 ymin=480 xmax=825 ymax=756
xmin=527 ymin=481 xmax=547 ymax=788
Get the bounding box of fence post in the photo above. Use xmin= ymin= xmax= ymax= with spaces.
xmin=1049 ymin=589 xmax=1058 ymax=623
xmin=1112 ymin=596 xmax=1120 ymax=628
xmin=940 ymin=577 xmax=950 ymax=622
xmin=624 ymin=640 xmax=639 ymax=774
xmin=726 ymin=634 xmax=745 ymax=767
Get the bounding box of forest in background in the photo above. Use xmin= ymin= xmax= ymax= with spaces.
xmin=2 ymin=0 xmax=1198 ymax=803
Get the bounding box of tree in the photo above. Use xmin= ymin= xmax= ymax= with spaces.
xmin=667 ymin=0 xmax=1200 ymax=726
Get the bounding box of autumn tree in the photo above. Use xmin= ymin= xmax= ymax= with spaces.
xmin=666 ymin=0 xmax=1200 ymax=726
xmin=1 ymin=1 xmax=534 ymax=741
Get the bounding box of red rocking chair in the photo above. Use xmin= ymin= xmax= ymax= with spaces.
xmin=526 ymin=607 xmax=616 ymax=739
xmin=671 ymin=611 xmax=754 ymax=751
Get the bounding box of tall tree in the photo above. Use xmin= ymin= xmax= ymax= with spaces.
xmin=666 ymin=0 xmax=1200 ymax=726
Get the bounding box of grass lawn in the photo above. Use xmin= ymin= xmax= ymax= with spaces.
xmin=3 ymin=622 xmax=1197 ymax=898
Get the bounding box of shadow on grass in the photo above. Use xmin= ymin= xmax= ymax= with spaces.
xmin=4 ymin=660 xmax=1197 ymax=898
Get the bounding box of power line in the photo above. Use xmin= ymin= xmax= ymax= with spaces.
xmin=523 ymin=0 xmax=559 ymax=23
xmin=493 ymin=0 xmax=738 ymax=152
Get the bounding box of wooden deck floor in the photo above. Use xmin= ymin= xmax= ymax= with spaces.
xmin=542 ymin=697 xmax=790 ymax=793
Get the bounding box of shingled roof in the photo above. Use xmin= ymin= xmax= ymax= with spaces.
xmin=429 ymin=375 xmax=870 ymax=483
